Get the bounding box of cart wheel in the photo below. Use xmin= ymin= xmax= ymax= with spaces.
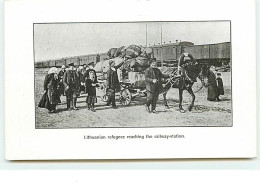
xmin=120 ymin=89 xmax=132 ymax=106
xmin=99 ymin=83 xmax=108 ymax=102
xmin=101 ymin=95 xmax=109 ymax=102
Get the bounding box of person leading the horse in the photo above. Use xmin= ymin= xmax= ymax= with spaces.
xmin=145 ymin=60 xmax=169 ymax=113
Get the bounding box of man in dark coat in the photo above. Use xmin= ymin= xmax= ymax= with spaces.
xmin=106 ymin=60 xmax=124 ymax=108
xmin=63 ymin=63 xmax=80 ymax=110
xmin=145 ymin=60 xmax=169 ymax=113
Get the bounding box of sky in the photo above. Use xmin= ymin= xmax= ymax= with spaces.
xmin=34 ymin=21 xmax=230 ymax=62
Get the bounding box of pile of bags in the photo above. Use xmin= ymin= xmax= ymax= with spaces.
xmin=95 ymin=44 xmax=154 ymax=83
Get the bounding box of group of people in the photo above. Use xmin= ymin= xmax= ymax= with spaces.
xmin=38 ymin=60 xmax=124 ymax=113
xmin=38 ymin=59 xmax=225 ymax=114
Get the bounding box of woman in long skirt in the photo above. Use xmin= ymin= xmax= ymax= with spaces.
xmin=38 ymin=67 xmax=61 ymax=113
xmin=207 ymin=66 xmax=219 ymax=101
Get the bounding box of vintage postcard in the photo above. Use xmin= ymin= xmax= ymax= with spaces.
xmin=5 ymin=0 xmax=256 ymax=160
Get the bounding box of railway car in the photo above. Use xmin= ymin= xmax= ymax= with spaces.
xmin=34 ymin=41 xmax=230 ymax=69
xmin=35 ymin=62 xmax=43 ymax=68
xmin=65 ymin=57 xmax=80 ymax=66
xmin=49 ymin=60 xmax=56 ymax=67
xmin=99 ymin=53 xmax=109 ymax=61
xmin=183 ymin=42 xmax=231 ymax=66
xmin=78 ymin=55 xmax=89 ymax=65
xmin=209 ymin=42 xmax=230 ymax=66
xmin=42 ymin=61 xmax=50 ymax=68
xmin=55 ymin=59 xmax=66 ymax=67
xmin=151 ymin=41 xmax=194 ymax=66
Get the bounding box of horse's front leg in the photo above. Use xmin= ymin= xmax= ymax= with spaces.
xmin=179 ymin=88 xmax=185 ymax=113
xmin=187 ymin=86 xmax=195 ymax=111
xmin=163 ymin=92 xmax=170 ymax=109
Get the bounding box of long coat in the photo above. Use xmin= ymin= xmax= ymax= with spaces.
xmin=145 ymin=67 xmax=168 ymax=93
xmin=216 ymin=77 xmax=224 ymax=95
xmin=85 ymin=79 xmax=97 ymax=96
xmin=107 ymin=68 xmax=119 ymax=90
xmin=207 ymin=70 xmax=218 ymax=100
xmin=63 ymin=69 xmax=80 ymax=91
xmin=38 ymin=73 xmax=60 ymax=109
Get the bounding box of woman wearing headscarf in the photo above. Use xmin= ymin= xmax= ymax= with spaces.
xmin=38 ymin=67 xmax=61 ymax=113
xmin=207 ymin=66 xmax=219 ymax=101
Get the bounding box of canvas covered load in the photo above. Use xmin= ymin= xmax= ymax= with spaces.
xmin=121 ymin=57 xmax=151 ymax=72
xmin=107 ymin=46 xmax=125 ymax=58
xmin=107 ymin=45 xmax=154 ymax=59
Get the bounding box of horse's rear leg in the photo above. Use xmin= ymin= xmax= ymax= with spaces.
xmin=187 ymin=87 xmax=195 ymax=111
xmin=163 ymin=92 xmax=170 ymax=109
xmin=179 ymin=89 xmax=185 ymax=113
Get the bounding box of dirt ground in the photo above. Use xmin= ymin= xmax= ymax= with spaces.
xmin=35 ymin=68 xmax=232 ymax=128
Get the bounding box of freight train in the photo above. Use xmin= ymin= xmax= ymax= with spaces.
xmin=35 ymin=41 xmax=231 ymax=68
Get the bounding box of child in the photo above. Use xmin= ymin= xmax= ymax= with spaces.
xmin=216 ymin=72 xmax=224 ymax=101
xmin=85 ymin=71 xmax=99 ymax=112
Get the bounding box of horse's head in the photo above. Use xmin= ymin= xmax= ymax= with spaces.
xmin=197 ymin=64 xmax=209 ymax=87
xmin=182 ymin=61 xmax=209 ymax=88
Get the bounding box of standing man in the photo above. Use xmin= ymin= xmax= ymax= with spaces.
xmin=145 ymin=60 xmax=168 ymax=113
xmin=63 ymin=63 xmax=80 ymax=110
xmin=106 ymin=60 xmax=124 ymax=108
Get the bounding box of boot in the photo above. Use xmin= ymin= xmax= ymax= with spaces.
xmin=91 ymin=103 xmax=96 ymax=112
xmin=66 ymin=99 xmax=71 ymax=110
xmin=72 ymin=98 xmax=79 ymax=110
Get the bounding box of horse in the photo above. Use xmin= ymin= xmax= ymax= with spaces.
xmin=160 ymin=54 xmax=209 ymax=113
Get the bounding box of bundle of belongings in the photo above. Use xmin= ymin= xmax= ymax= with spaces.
xmin=94 ymin=45 xmax=154 ymax=86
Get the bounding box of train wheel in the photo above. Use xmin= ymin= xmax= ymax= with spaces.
xmin=120 ymin=89 xmax=132 ymax=106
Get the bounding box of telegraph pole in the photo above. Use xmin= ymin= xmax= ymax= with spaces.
xmin=161 ymin=25 xmax=163 ymax=66
xmin=145 ymin=24 xmax=147 ymax=47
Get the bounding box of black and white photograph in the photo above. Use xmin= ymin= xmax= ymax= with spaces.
xmin=34 ymin=21 xmax=232 ymax=128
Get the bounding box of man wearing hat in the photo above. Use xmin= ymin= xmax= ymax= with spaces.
xmin=106 ymin=60 xmax=124 ymax=108
xmin=63 ymin=62 xmax=80 ymax=110
xmin=145 ymin=60 xmax=169 ymax=113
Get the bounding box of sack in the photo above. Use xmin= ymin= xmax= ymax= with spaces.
xmin=107 ymin=48 xmax=117 ymax=58
xmin=125 ymin=45 xmax=142 ymax=58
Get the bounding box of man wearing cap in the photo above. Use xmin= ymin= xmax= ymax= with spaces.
xmin=106 ymin=60 xmax=124 ymax=108
xmin=57 ymin=65 xmax=66 ymax=96
xmin=63 ymin=63 xmax=80 ymax=110
xmin=145 ymin=60 xmax=169 ymax=113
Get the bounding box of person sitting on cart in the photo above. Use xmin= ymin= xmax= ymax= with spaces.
xmin=145 ymin=60 xmax=169 ymax=113
xmin=106 ymin=60 xmax=124 ymax=109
